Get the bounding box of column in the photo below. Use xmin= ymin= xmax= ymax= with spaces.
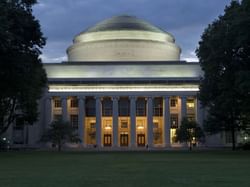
xmin=163 ymin=96 xmax=171 ymax=147
xmin=112 ymin=96 xmax=119 ymax=147
xmin=147 ymin=97 xmax=153 ymax=147
xmin=181 ymin=96 xmax=187 ymax=120
xmin=78 ymin=96 xmax=85 ymax=146
xmin=45 ymin=97 xmax=52 ymax=129
xmin=95 ymin=96 xmax=102 ymax=147
xmin=129 ymin=96 xmax=136 ymax=147
xmin=61 ymin=96 xmax=68 ymax=121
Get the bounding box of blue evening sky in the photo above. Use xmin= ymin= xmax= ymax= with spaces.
xmin=34 ymin=0 xmax=232 ymax=63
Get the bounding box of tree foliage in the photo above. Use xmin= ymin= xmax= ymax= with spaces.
xmin=41 ymin=119 xmax=80 ymax=151
xmin=176 ymin=118 xmax=204 ymax=150
xmin=196 ymin=0 xmax=250 ymax=150
xmin=0 ymin=0 xmax=47 ymax=135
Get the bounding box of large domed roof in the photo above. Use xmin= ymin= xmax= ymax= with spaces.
xmin=82 ymin=15 xmax=166 ymax=34
xmin=67 ymin=15 xmax=181 ymax=62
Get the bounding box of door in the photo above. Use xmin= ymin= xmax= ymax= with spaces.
xmin=103 ymin=134 xmax=112 ymax=146
xmin=120 ymin=134 xmax=129 ymax=146
xmin=137 ymin=134 xmax=145 ymax=146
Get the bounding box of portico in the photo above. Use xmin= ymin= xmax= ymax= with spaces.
xmin=45 ymin=92 xmax=198 ymax=148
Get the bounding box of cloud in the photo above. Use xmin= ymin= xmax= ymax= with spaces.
xmin=40 ymin=54 xmax=67 ymax=63
xmin=34 ymin=0 xmax=232 ymax=62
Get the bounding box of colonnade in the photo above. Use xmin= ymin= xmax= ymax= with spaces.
xmin=45 ymin=95 xmax=201 ymax=148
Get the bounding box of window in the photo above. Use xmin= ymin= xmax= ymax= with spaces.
xmin=15 ymin=117 xmax=24 ymax=130
xmin=153 ymin=122 xmax=159 ymax=128
xmin=102 ymin=98 xmax=112 ymax=116
xmin=104 ymin=121 xmax=112 ymax=130
xmin=119 ymin=98 xmax=129 ymax=116
xmin=86 ymin=98 xmax=95 ymax=116
xmin=225 ymin=131 xmax=232 ymax=143
xmin=70 ymin=98 xmax=78 ymax=108
xmin=187 ymin=114 xmax=195 ymax=122
xmin=54 ymin=99 xmax=61 ymax=108
xmin=170 ymin=114 xmax=178 ymax=128
xmin=121 ymin=121 xmax=128 ymax=128
xmin=170 ymin=99 xmax=178 ymax=108
xmin=53 ymin=114 xmax=62 ymax=121
xmin=153 ymin=98 xmax=163 ymax=116
xmin=90 ymin=123 xmax=96 ymax=129
xmin=187 ymin=99 xmax=195 ymax=109
xmin=136 ymin=98 xmax=146 ymax=116
xmin=70 ymin=115 xmax=78 ymax=129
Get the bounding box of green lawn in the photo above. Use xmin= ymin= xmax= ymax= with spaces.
xmin=0 ymin=151 xmax=250 ymax=187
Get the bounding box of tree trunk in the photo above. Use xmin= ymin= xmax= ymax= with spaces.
xmin=189 ymin=141 xmax=192 ymax=151
xmin=231 ymin=127 xmax=236 ymax=151
xmin=58 ymin=140 xmax=61 ymax=152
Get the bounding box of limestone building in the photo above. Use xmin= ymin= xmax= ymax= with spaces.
xmin=10 ymin=15 xmax=228 ymax=149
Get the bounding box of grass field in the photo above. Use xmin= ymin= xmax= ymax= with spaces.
xmin=0 ymin=151 xmax=250 ymax=187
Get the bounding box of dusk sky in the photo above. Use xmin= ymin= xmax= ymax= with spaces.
xmin=33 ymin=0 xmax=232 ymax=63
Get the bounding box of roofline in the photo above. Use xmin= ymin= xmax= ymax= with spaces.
xmin=48 ymin=77 xmax=201 ymax=84
xmin=43 ymin=61 xmax=200 ymax=66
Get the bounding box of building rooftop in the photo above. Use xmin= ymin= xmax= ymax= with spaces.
xmin=80 ymin=15 xmax=166 ymax=34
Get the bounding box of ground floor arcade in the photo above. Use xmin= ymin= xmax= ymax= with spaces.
xmin=44 ymin=95 xmax=202 ymax=148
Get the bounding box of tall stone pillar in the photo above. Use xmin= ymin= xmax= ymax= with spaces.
xmin=45 ymin=97 xmax=52 ymax=129
xmin=95 ymin=96 xmax=102 ymax=147
xmin=112 ymin=96 xmax=119 ymax=147
xmin=181 ymin=96 xmax=187 ymax=120
xmin=147 ymin=97 xmax=153 ymax=147
xmin=163 ymin=96 xmax=171 ymax=147
xmin=61 ymin=96 xmax=68 ymax=121
xmin=129 ymin=96 xmax=136 ymax=147
xmin=78 ymin=96 xmax=85 ymax=146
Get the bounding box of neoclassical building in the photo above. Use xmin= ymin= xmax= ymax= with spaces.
xmin=10 ymin=16 xmax=228 ymax=149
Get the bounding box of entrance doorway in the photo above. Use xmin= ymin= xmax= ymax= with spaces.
xmin=103 ymin=134 xmax=112 ymax=146
xmin=120 ymin=134 xmax=129 ymax=146
xmin=137 ymin=134 xmax=145 ymax=146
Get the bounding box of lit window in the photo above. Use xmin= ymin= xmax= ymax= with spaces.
xmin=90 ymin=123 xmax=96 ymax=129
xmin=170 ymin=114 xmax=178 ymax=128
xmin=153 ymin=123 xmax=159 ymax=128
xmin=121 ymin=121 xmax=128 ymax=128
xmin=54 ymin=99 xmax=61 ymax=108
xmin=187 ymin=99 xmax=195 ymax=109
xmin=137 ymin=123 xmax=144 ymax=130
xmin=104 ymin=121 xmax=112 ymax=130
xmin=170 ymin=99 xmax=177 ymax=108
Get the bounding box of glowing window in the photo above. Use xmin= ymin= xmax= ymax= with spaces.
xmin=187 ymin=99 xmax=195 ymax=109
xmin=170 ymin=114 xmax=178 ymax=128
xmin=121 ymin=121 xmax=128 ymax=128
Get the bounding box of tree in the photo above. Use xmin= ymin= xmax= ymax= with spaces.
xmin=41 ymin=119 xmax=80 ymax=151
xmin=0 ymin=0 xmax=47 ymax=136
xmin=196 ymin=0 xmax=250 ymax=150
xmin=176 ymin=118 xmax=205 ymax=150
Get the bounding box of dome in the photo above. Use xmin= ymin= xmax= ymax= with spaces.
xmin=83 ymin=15 xmax=166 ymax=34
xmin=67 ymin=15 xmax=181 ymax=62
